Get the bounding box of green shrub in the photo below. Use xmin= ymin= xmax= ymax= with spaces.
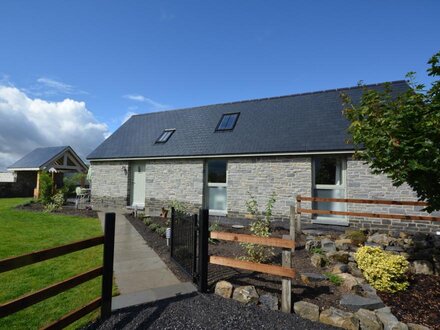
xmin=325 ymin=273 xmax=343 ymax=286
xmin=169 ymin=200 xmax=188 ymax=216
xmin=39 ymin=172 xmax=53 ymax=204
xmin=346 ymin=230 xmax=367 ymax=246
xmin=143 ymin=218 xmax=152 ymax=226
xmin=155 ymin=226 xmax=167 ymax=237
xmin=355 ymin=246 xmax=409 ymax=293
xmin=310 ymin=247 xmax=324 ymax=255
xmin=43 ymin=191 xmax=65 ymax=213
xmin=63 ymin=173 xmax=86 ymax=198
xmin=240 ymin=192 xmax=276 ymax=263
xmin=208 ymin=221 xmax=220 ymax=244
xmin=148 ymin=223 xmax=159 ymax=231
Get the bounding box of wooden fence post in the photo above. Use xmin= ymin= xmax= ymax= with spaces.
xmin=101 ymin=212 xmax=115 ymax=320
xmin=281 ymin=234 xmax=292 ymax=313
xmin=295 ymin=195 xmax=302 ymax=234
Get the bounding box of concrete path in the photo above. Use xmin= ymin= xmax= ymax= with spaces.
xmin=98 ymin=212 xmax=196 ymax=310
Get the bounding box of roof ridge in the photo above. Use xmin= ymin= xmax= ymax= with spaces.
xmin=132 ymin=80 xmax=408 ymax=117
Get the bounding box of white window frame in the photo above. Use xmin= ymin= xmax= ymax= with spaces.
xmin=206 ymin=160 xmax=228 ymax=216
xmin=312 ymin=156 xmax=348 ymax=225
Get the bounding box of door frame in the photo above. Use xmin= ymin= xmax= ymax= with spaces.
xmin=130 ymin=161 xmax=146 ymax=207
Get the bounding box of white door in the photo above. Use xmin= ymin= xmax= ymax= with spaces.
xmin=131 ymin=162 xmax=146 ymax=207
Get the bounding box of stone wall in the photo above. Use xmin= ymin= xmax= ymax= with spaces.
xmin=90 ymin=161 xmax=129 ymax=210
xmin=144 ymin=159 xmax=204 ymax=215
xmin=227 ymin=156 xmax=312 ymax=222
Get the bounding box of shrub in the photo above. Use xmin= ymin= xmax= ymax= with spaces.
xmin=208 ymin=221 xmax=220 ymax=244
xmin=241 ymin=192 xmax=276 ymax=263
xmin=155 ymin=227 xmax=167 ymax=237
xmin=169 ymin=200 xmax=188 ymax=216
xmin=143 ymin=218 xmax=152 ymax=226
xmin=43 ymin=191 xmax=65 ymax=213
xmin=346 ymin=230 xmax=367 ymax=246
xmin=63 ymin=173 xmax=86 ymax=198
xmin=310 ymin=247 xmax=324 ymax=255
xmin=148 ymin=223 xmax=159 ymax=231
xmin=355 ymin=246 xmax=409 ymax=293
xmin=325 ymin=273 xmax=343 ymax=286
xmin=39 ymin=171 xmax=54 ymax=204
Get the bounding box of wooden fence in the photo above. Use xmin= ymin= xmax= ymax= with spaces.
xmin=296 ymin=195 xmax=440 ymax=222
xmin=202 ymin=208 xmax=300 ymax=313
xmin=0 ymin=213 xmax=116 ymax=329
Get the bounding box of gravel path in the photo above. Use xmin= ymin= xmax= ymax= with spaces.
xmin=85 ymin=293 xmax=336 ymax=330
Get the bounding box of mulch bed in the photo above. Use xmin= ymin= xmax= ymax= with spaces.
xmin=17 ymin=201 xmax=98 ymax=218
xmin=378 ymin=274 xmax=440 ymax=329
xmin=126 ymin=214 xmax=346 ymax=312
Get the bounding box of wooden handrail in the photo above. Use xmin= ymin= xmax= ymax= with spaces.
xmin=297 ymin=196 xmax=428 ymax=206
xmin=210 ymin=231 xmax=295 ymax=249
xmin=0 ymin=236 xmax=105 ymax=274
xmin=0 ymin=267 xmax=103 ymax=318
xmin=209 ymin=256 xmax=295 ymax=278
xmin=299 ymin=208 xmax=440 ymax=222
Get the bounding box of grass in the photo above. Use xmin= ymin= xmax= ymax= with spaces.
xmin=324 ymin=273 xmax=343 ymax=286
xmin=0 ymin=198 xmax=105 ymax=329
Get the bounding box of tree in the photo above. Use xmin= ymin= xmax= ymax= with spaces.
xmin=342 ymin=51 xmax=440 ymax=212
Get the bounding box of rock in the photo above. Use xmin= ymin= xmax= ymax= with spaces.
xmin=348 ymin=262 xmax=364 ymax=277
xmin=319 ymin=307 xmax=360 ymax=330
xmin=368 ymin=233 xmax=393 ymax=246
xmin=360 ymin=284 xmax=377 ymax=298
xmin=311 ymin=253 xmax=326 ymax=268
xmin=336 ymin=238 xmax=354 ymax=251
xmin=340 ymin=294 xmax=385 ymax=311
xmin=410 ymin=260 xmax=434 ymax=275
xmin=303 ymin=229 xmax=325 ymax=236
xmin=407 ymin=323 xmax=431 ymax=330
xmin=332 ymin=263 xmax=349 ymax=274
xmin=385 ymin=245 xmax=405 ymax=253
xmin=339 ymin=273 xmax=364 ymax=292
xmin=376 ymin=307 xmax=408 ymax=330
xmin=355 ymin=308 xmax=382 ymax=330
xmin=365 ymin=242 xmax=382 ymax=248
xmin=301 ymin=273 xmax=328 ymax=285
xmin=214 ymin=280 xmax=233 ymax=298
xmin=294 ymin=301 xmax=320 ymax=322
xmin=321 ymin=238 xmax=337 ymax=253
xmin=399 ymin=232 xmax=409 ymax=239
xmin=328 ymin=251 xmax=351 ymax=264
xmin=306 ymin=239 xmax=321 ymax=251
xmin=259 ymin=294 xmax=278 ymax=310
xmin=232 ymin=285 xmax=259 ymax=304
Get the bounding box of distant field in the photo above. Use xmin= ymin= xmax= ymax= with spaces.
xmin=0 ymin=198 xmax=104 ymax=329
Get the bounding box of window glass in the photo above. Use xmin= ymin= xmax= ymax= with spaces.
xmin=216 ymin=113 xmax=239 ymax=131
xmin=208 ymin=160 xmax=227 ymax=183
xmin=314 ymin=157 xmax=342 ymax=185
xmin=156 ymin=129 xmax=175 ymax=143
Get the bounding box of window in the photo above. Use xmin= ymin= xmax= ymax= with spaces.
xmin=207 ymin=160 xmax=227 ymax=214
xmin=312 ymin=156 xmax=347 ymax=224
xmin=216 ymin=113 xmax=240 ymax=131
xmin=156 ymin=129 xmax=175 ymax=143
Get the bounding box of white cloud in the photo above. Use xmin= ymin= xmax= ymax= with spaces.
xmin=23 ymin=77 xmax=87 ymax=96
xmin=123 ymin=94 xmax=169 ymax=110
xmin=0 ymin=85 xmax=108 ymax=170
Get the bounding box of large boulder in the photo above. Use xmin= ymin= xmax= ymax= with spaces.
xmin=407 ymin=323 xmax=431 ymax=330
xmin=355 ymin=308 xmax=382 ymax=330
xmin=368 ymin=233 xmax=393 ymax=246
xmin=214 ymin=280 xmax=233 ymax=298
xmin=376 ymin=307 xmax=408 ymax=330
xmin=340 ymin=294 xmax=385 ymax=311
xmin=232 ymin=285 xmax=259 ymax=304
xmin=339 ymin=273 xmax=364 ymax=292
xmin=259 ymin=294 xmax=278 ymax=310
xmin=410 ymin=260 xmax=434 ymax=275
xmin=319 ymin=307 xmax=360 ymax=330
xmin=294 ymin=301 xmax=320 ymax=322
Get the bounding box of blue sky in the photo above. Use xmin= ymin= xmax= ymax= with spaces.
xmin=0 ymin=1 xmax=439 ymax=168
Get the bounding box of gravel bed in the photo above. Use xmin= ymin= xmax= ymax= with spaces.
xmin=85 ymin=293 xmax=337 ymax=330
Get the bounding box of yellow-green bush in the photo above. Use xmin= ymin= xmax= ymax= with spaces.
xmin=354 ymin=246 xmax=409 ymax=293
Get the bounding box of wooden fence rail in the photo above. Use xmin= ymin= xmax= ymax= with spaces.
xmin=296 ymin=195 xmax=440 ymax=222
xmin=0 ymin=212 xmax=116 ymax=329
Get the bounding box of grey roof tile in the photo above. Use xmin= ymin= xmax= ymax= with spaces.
xmin=9 ymin=146 xmax=69 ymax=169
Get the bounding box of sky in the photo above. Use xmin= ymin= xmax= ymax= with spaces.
xmin=0 ymin=1 xmax=439 ymax=170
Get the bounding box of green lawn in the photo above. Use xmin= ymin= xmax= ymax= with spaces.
xmin=0 ymin=198 xmax=105 ymax=329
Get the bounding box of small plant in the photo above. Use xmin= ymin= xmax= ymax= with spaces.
xmin=169 ymin=200 xmax=188 ymax=216
xmin=310 ymin=247 xmax=324 ymax=255
xmin=355 ymin=246 xmax=409 ymax=293
xmin=345 ymin=230 xmax=367 ymax=246
xmin=148 ymin=223 xmax=159 ymax=231
xmin=325 ymin=273 xmax=343 ymax=286
xmin=155 ymin=226 xmax=167 ymax=238
xmin=143 ymin=218 xmax=152 ymax=226
xmin=241 ymin=192 xmax=276 ymax=263
xmin=43 ymin=191 xmax=65 ymax=213
xmin=208 ymin=221 xmax=220 ymax=244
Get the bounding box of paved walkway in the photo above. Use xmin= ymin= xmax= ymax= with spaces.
xmin=98 ymin=212 xmax=196 ymax=310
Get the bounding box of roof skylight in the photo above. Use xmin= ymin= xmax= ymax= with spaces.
xmin=216 ymin=113 xmax=240 ymax=131
xmin=156 ymin=129 xmax=175 ymax=143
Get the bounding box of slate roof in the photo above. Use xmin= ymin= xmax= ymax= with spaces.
xmin=9 ymin=146 xmax=75 ymax=169
xmin=87 ymin=81 xmax=409 ymax=160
